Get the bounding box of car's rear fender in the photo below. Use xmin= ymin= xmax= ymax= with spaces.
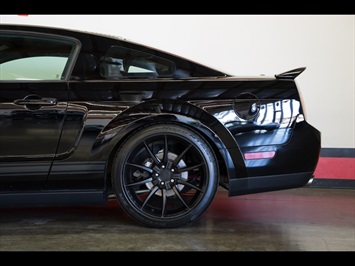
xmin=91 ymin=99 xmax=248 ymax=188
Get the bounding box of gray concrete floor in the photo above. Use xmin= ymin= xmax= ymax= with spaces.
xmin=0 ymin=187 xmax=354 ymax=251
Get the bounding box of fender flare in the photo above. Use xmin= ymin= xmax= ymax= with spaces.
xmin=92 ymin=99 xmax=247 ymax=180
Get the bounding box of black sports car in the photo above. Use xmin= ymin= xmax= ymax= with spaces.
xmin=0 ymin=24 xmax=321 ymax=228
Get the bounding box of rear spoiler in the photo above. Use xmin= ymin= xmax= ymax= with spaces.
xmin=275 ymin=67 xmax=306 ymax=80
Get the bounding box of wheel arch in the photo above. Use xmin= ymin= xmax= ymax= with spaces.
xmin=94 ymin=100 xmax=247 ymax=191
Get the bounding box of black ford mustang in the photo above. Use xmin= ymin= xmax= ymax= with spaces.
xmin=0 ymin=24 xmax=321 ymax=228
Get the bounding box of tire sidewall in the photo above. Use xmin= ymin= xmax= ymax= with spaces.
xmin=112 ymin=123 xmax=218 ymax=228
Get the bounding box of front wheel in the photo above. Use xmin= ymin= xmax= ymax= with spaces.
xmin=112 ymin=124 xmax=219 ymax=228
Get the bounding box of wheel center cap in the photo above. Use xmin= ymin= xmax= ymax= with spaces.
xmin=160 ymin=168 xmax=172 ymax=181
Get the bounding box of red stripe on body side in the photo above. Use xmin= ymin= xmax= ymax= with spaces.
xmin=314 ymin=157 xmax=355 ymax=180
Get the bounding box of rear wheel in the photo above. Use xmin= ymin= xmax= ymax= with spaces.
xmin=112 ymin=124 xmax=218 ymax=228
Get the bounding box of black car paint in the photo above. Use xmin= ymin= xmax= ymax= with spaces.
xmin=0 ymin=25 xmax=321 ymax=209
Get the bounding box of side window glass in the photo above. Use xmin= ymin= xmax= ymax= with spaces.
xmin=100 ymin=45 xmax=176 ymax=79
xmin=0 ymin=33 xmax=75 ymax=81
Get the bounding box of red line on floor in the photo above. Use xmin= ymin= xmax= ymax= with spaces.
xmin=314 ymin=157 xmax=355 ymax=180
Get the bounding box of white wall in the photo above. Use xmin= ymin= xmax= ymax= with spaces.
xmin=1 ymin=15 xmax=354 ymax=149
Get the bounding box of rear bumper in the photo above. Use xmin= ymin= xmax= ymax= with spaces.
xmin=228 ymin=121 xmax=321 ymax=196
xmin=228 ymin=172 xmax=314 ymax=196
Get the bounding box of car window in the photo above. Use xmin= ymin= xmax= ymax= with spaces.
xmin=0 ymin=56 xmax=68 ymax=80
xmin=100 ymin=45 xmax=176 ymax=79
xmin=0 ymin=32 xmax=76 ymax=81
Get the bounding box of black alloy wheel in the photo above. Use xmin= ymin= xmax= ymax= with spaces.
xmin=112 ymin=123 xmax=219 ymax=228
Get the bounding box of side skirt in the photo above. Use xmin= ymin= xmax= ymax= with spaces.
xmin=0 ymin=190 xmax=108 ymax=208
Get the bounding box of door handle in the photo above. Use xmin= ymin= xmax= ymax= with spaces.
xmin=14 ymin=95 xmax=58 ymax=110
xmin=14 ymin=98 xmax=58 ymax=106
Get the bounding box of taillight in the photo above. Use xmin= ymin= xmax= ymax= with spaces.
xmin=244 ymin=151 xmax=276 ymax=160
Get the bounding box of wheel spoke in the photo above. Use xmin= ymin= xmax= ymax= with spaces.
xmin=144 ymin=140 xmax=161 ymax=165
xmin=177 ymin=180 xmax=203 ymax=192
xmin=172 ymin=186 xmax=190 ymax=209
xmin=126 ymin=162 xmax=153 ymax=173
xmin=141 ymin=185 xmax=159 ymax=209
xmin=161 ymin=189 xmax=167 ymax=217
xmin=135 ymin=188 xmax=151 ymax=194
xmin=126 ymin=177 xmax=153 ymax=187
xmin=176 ymin=163 xmax=205 ymax=173
xmin=172 ymin=144 xmax=192 ymax=166
xmin=162 ymin=135 xmax=168 ymax=164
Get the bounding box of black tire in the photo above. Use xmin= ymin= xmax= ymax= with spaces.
xmin=112 ymin=123 xmax=219 ymax=228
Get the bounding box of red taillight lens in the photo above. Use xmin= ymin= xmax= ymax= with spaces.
xmin=244 ymin=151 xmax=276 ymax=160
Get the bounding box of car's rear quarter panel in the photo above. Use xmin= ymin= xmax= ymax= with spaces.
xmin=47 ymin=77 xmax=320 ymax=193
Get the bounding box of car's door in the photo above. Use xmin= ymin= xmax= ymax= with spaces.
xmin=0 ymin=31 xmax=78 ymax=191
